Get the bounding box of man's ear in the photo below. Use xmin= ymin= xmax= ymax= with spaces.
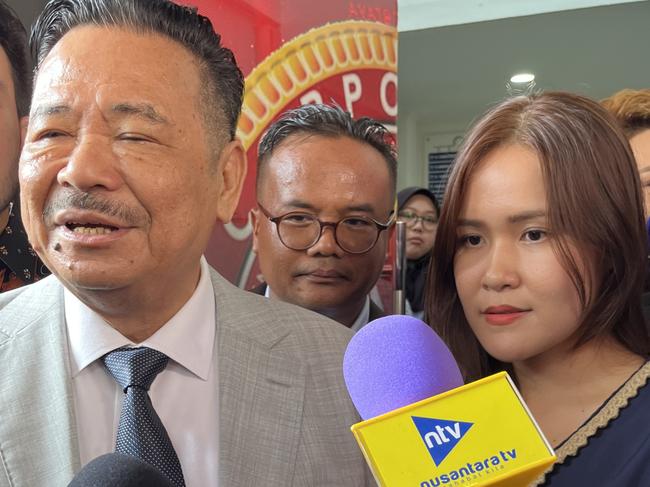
xmin=214 ymin=139 xmax=247 ymax=223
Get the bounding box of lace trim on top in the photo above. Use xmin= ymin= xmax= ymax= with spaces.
xmin=530 ymin=361 xmax=650 ymax=486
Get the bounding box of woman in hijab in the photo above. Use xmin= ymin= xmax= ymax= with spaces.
xmin=397 ymin=187 xmax=439 ymax=318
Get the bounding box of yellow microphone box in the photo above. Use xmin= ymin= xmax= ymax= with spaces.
xmin=351 ymin=372 xmax=556 ymax=486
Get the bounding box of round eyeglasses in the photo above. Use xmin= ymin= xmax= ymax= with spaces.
xmin=257 ymin=202 xmax=395 ymax=254
xmin=397 ymin=210 xmax=438 ymax=230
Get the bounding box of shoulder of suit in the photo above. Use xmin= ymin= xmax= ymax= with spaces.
xmin=0 ymin=275 xmax=62 ymax=342
xmin=208 ymin=267 xmax=354 ymax=351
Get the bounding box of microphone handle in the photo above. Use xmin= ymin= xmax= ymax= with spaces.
xmin=394 ymin=221 xmax=407 ymax=314
xmin=393 ymin=290 xmax=405 ymax=315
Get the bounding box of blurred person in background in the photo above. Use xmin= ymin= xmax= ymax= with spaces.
xmin=427 ymin=92 xmax=649 ymax=486
xmin=602 ymin=88 xmax=650 ymax=216
xmin=0 ymin=0 xmax=49 ymax=291
xmin=602 ymin=88 xmax=650 ymax=323
xmin=397 ymin=186 xmax=439 ymax=318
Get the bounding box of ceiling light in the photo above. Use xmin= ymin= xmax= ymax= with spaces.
xmin=510 ymin=73 xmax=535 ymax=83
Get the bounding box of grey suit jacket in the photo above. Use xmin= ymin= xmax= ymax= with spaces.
xmin=0 ymin=269 xmax=373 ymax=486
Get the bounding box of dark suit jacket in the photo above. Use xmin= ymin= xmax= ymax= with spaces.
xmin=250 ymin=282 xmax=386 ymax=326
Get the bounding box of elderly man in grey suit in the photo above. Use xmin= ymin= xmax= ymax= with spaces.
xmin=0 ymin=1 xmax=372 ymax=486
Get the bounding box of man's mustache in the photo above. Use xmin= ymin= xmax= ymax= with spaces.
xmin=42 ymin=190 xmax=149 ymax=227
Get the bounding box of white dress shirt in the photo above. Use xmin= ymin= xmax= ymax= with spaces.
xmin=65 ymin=257 xmax=218 ymax=486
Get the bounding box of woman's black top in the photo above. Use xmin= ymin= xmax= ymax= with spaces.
xmin=533 ymin=361 xmax=650 ymax=486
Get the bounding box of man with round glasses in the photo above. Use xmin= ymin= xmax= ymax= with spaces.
xmin=251 ymin=104 xmax=396 ymax=330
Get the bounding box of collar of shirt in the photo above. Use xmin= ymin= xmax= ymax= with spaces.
xmin=65 ymin=256 xmax=216 ymax=380
xmin=265 ymin=284 xmax=369 ymax=331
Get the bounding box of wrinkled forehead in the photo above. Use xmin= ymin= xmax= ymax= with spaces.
xmin=32 ymin=25 xmax=203 ymax=108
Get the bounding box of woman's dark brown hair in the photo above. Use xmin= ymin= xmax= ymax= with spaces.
xmin=426 ymin=92 xmax=650 ymax=381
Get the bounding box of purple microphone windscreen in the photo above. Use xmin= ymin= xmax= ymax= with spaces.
xmin=343 ymin=315 xmax=463 ymax=420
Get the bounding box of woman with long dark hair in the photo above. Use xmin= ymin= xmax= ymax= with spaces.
xmin=427 ymin=92 xmax=649 ymax=485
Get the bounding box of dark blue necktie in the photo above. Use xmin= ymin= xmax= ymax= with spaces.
xmin=102 ymin=347 xmax=185 ymax=487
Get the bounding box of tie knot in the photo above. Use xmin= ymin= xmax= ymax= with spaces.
xmin=103 ymin=347 xmax=169 ymax=392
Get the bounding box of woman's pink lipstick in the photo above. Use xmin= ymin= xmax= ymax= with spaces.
xmin=483 ymin=305 xmax=530 ymax=326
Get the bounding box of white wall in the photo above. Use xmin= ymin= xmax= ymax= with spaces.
xmin=398 ymin=0 xmax=642 ymax=31
xmin=395 ymin=1 xmax=650 ymax=190
xmin=396 ymin=119 xmax=465 ymax=190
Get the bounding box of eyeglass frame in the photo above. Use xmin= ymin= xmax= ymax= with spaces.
xmin=257 ymin=202 xmax=395 ymax=254
xmin=397 ymin=210 xmax=438 ymax=230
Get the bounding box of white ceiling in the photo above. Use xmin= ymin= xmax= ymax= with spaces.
xmin=397 ymin=1 xmax=650 ymax=133
xmin=398 ymin=0 xmax=642 ymax=31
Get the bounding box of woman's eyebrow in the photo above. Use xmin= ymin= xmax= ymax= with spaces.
xmin=457 ymin=210 xmax=546 ymax=229
xmin=508 ymin=210 xmax=546 ymax=224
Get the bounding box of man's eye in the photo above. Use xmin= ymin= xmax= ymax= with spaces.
xmin=35 ymin=130 xmax=67 ymax=140
xmin=343 ymin=217 xmax=372 ymax=228
xmin=118 ymin=133 xmax=153 ymax=142
xmin=283 ymin=214 xmax=314 ymax=225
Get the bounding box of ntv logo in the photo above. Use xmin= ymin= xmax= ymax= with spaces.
xmin=412 ymin=417 xmax=473 ymax=466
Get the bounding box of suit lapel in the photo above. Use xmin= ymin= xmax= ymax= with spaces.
xmin=0 ymin=277 xmax=79 ymax=485
xmin=211 ymin=270 xmax=306 ymax=485
xmin=368 ymin=299 xmax=386 ymax=322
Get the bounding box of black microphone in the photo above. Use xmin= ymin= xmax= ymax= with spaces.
xmin=67 ymin=453 xmax=175 ymax=487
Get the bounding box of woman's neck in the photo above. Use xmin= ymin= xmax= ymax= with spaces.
xmin=512 ymin=336 xmax=644 ymax=448
xmin=514 ymin=336 xmax=643 ymax=396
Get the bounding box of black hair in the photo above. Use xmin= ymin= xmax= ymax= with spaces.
xmin=257 ymin=103 xmax=397 ymax=193
xmin=0 ymin=0 xmax=31 ymax=116
xmin=31 ymin=0 xmax=244 ymax=140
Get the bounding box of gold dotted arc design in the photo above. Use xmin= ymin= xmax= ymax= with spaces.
xmin=236 ymin=20 xmax=398 ymax=150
